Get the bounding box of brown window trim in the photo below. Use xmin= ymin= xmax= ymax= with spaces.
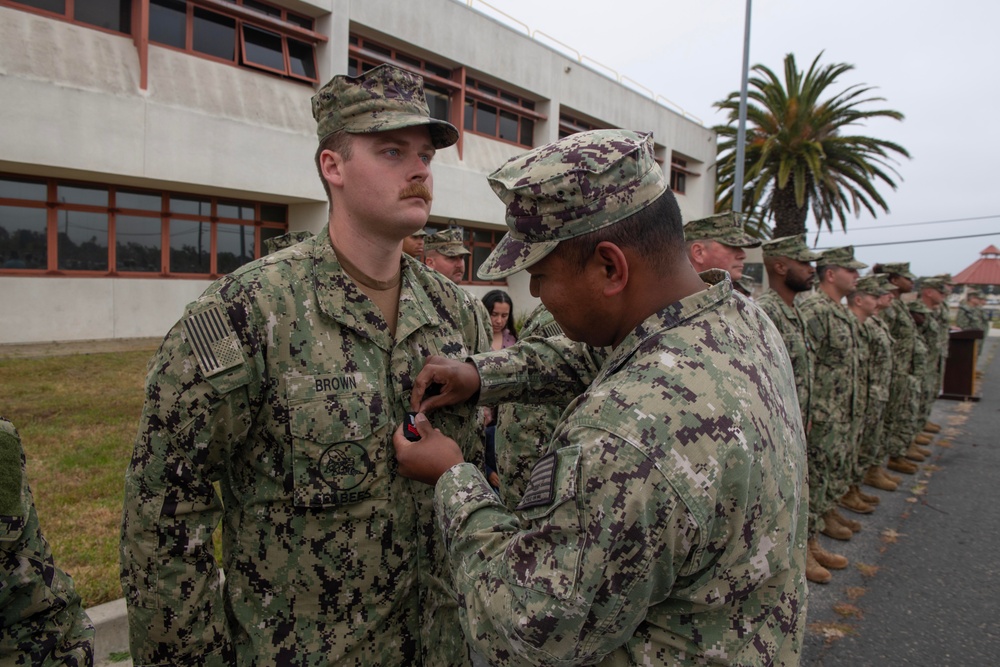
xmin=189 ymin=0 xmax=325 ymax=44
xmin=1 ymin=0 xmax=131 ymax=37
xmin=0 ymin=173 xmax=287 ymax=279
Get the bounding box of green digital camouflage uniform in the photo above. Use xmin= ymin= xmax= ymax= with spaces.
xmin=1 ymin=419 xmax=94 ymax=666
xmin=756 ymin=290 xmax=813 ymax=426
xmin=438 ymin=274 xmax=807 ymax=666
xmin=910 ymin=299 xmax=940 ymax=432
xmin=956 ymin=299 xmax=990 ymax=334
xmin=877 ymin=264 xmax=921 ymax=459
xmin=798 ymin=248 xmax=865 ymax=527
xmin=849 ymin=276 xmax=893 ymax=480
xmin=757 ymin=235 xmax=821 ymax=431
xmin=493 ymin=304 xmax=608 ymax=510
xmin=120 ymin=63 xmax=489 ymax=667
xmin=433 ymin=130 xmax=807 ymax=666
xmin=956 ymin=298 xmax=990 ymax=360
xmin=120 ymin=233 xmax=489 ymax=666
xmin=857 ymin=316 xmax=894 ymax=474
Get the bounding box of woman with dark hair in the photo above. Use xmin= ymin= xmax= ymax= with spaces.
xmin=482 ymin=289 xmax=517 ymax=351
xmin=481 ymin=290 xmax=517 ymax=491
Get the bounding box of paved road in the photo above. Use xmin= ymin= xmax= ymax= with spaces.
xmin=802 ymin=337 xmax=1000 ymax=666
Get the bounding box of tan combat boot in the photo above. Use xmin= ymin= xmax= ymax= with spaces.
xmin=806 ymin=548 xmax=832 ymax=584
xmin=856 ymin=486 xmax=881 ymax=505
xmin=864 ymin=466 xmax=898 ymax=491
xmin=882 ymin=466 xmax=904 ymax=483
xmin=914 ymin=444 xmax=933 ymax=457
xmin=888 ymin=456 xmax=918 ymax=474
xmin=839 ymin=487 xmax=875 ymax=515
xmin=833 ymin=508 xmax=862 ymax=532
xmin=809 ymin=537 xmax=848 ymax=570
xmin=914 ymin=433 xmax=933 ymax=446
xmin=904 ymin=443 xmax=926 ymax=462
xmin=924 ymin=421 xmax=942 ymax=434
xmin=821 ymin=510 xmax=853 ymax=540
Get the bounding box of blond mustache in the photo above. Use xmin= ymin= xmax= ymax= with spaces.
xmin=400 ymin=184 xmax=432 ymax=202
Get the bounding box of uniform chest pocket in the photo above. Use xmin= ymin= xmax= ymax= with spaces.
xmin=826 ymin=327 xmax=852 ymax=363
xmin=287 ymin=382 xmax=390 ymax=508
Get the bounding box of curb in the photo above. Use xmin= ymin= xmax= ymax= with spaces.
xmin=87 ymin=598 xmax=130 ymax=665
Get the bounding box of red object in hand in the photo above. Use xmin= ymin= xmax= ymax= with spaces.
xmin=403 ymin=412 xmax=422 ymax=442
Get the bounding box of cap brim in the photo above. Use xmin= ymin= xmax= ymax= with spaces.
xmin=478 ymin=233 xmax=559 ymax=280
xmin=720 ymin=233 xmax=762 ymax=249
xmin=845 ymin=259 xmax=868 ymax=270
xmin=346 ymin=112 xmax=459 ymax=149
xmin=789 ymin=250 xmax=821 ymax=262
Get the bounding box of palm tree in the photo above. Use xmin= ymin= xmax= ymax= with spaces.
xmin=713 ymin=53 xmax=910 ymax=239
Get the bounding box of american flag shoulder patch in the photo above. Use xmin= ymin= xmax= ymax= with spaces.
xmin=183 ymin=304 xmax=243 ymax=377
xmin=539 ymin=322 xmax=563 ymax=338
xmin=516 ymin=451 xmax=558 ymax=510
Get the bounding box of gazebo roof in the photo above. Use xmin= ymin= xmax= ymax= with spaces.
xmin=953 ymin=245 xmax=1000 ymax=285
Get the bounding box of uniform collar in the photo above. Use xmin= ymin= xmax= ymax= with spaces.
xmin=601 ymin=269 xmax=732 ymax=378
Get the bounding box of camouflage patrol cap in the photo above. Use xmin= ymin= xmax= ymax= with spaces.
xmin=967 ymin=290 xmax=982 ymax=299
xmin=817 ymin=246 xmax=867 ymax=270
xmin=425 ymin=227 xmax=470 ymax=257
xmin=920 ymin=277 xmax=948 ymax=292
xmin=932 ymin=273 xmax=955 ymax=285
xmin=878 ymin=262 xmax=916 ymax=280
xmin=410 ymin=228 xmax=428 ymax=238
xmin=854 ymin=275 xmax=887 ymax=296
xmin=761 ymin=235 xmax=821 ymax=262
xmin=683 ymin=211 xmax=762 ymax=248
xmin=908 ymin=299 xmax=931 ymax=315
xmin=875 ymin=273 xmax=899 ymax=292
xmin=311 ymin=64 xmax=459 ymax=148
xmin=478 ymin=129 xmax=667 ymax=279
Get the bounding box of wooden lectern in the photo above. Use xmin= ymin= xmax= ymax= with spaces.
xmin=940 ymin=329 xmax=984 ymax=401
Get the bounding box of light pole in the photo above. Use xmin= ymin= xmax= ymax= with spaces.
xmin=733 ymin=0 xmax=752 ymax=215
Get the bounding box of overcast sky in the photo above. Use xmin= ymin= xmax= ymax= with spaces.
xmin=475 ymin=0 xmax=1000 ymax=278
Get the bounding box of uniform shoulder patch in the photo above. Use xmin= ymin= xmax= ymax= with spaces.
xmin=183 ymin=303 xmax=244 ymax=378
xmin=516 ymin=451 xmax=558 ymax=510
xmin=539 ymin=322 xmax=563 ymax=338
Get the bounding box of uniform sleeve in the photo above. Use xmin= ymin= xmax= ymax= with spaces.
xmin=1 ymin=420 xmax=95 ymax=666
xmin=434 ymin=426 xmax=695 ymax=666
xmin=472 ymin=336 xmax=606 ymax=407
xmin=120 ymin=292 xmax=259 ymax=666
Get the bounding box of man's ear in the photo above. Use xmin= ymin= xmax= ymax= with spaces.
xmin=320 ymin=150 xmax=345 ymax=188
xmin=773 ymin=259 xmax=789 ymax=278
xmin=593 ymin=241 xmax=629 ymax=297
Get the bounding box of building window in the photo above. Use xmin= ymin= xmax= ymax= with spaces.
xmin=464 ymin=78 xmax=539 ymax=148
xmin=0 ymin=174 xmax=287 ymax=277
xmin=5 ymin=0 xmax=132 ymax=33
xmin=148 ymin=0 xmax=320 ymax=82
xmin=670 ymin=155 xmax=699 ymax=195
xmin=558 ymin=112 xmax=609 ymax=139
xmin=348 ymin=35 xmax=459 ymax=126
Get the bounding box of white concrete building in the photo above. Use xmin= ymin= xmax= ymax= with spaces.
xmin=0 ymin=0 xmax=716 ymax=345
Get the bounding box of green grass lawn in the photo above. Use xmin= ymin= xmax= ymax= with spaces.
xmin=0 ymin=349 xmax=153 ymax=607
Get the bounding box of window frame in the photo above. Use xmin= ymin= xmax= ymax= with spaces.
xmin=670 ymin=155 xmax=698 ymax=195
xmin=463 ymin=77 xmax=543 ymax=148
xmin=151 ymin=0 xmax=323 ymax=83
xmin=0 ymin=173 xmax=287 ymax=279
xmin=1 ymin=0 xmax=132 ymax=36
